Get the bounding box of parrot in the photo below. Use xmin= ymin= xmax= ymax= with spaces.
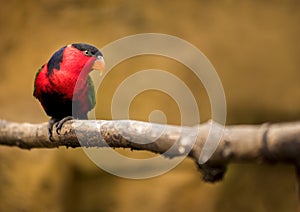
xmin=33 ymin=43 xmax=105 ymax=140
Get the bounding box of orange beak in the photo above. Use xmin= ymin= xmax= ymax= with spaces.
xmin=92 ymin=55 xmax=105 ymax=75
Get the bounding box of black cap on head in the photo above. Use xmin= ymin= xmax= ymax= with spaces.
xmin=72 ymin=43 xmax=103 ymax=57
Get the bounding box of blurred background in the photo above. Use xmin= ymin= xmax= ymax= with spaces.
xmin=0 ymin=0 xmax=299 ymax=211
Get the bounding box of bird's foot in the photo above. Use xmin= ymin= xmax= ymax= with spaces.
xmin=48 ymin=116 xmax=74 ymax=142
xmin=55 ymin=116 xmax=74 ymax=134
xmin=48 ymin=118 xmax=58 ymax=142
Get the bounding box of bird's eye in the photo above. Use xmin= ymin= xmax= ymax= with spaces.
xmin=83 ymin=50 xmax=90 ymax=56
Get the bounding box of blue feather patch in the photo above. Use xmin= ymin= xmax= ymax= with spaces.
xmin=47 ymin=46 xmax=66 ymax=76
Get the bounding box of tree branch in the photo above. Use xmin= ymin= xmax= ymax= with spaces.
xmin=0 ymin=119 xmax=300 ymax=182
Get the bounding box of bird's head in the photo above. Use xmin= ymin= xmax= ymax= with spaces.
xmin=47 ymin=43 xmax=105 ymax=77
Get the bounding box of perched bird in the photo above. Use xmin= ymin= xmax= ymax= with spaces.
xmin=33 ymin=43 xmax=105 ymax=140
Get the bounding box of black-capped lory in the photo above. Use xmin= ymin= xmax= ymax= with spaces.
xmin=33 ymin=43 xmax=105 ymax=140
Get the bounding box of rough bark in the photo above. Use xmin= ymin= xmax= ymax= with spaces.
xmin=0 ymin=119 xmax=300 ymax=182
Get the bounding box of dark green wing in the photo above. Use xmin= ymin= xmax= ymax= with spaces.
xmin=87 ymin=75 xmax=96 ymax=110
